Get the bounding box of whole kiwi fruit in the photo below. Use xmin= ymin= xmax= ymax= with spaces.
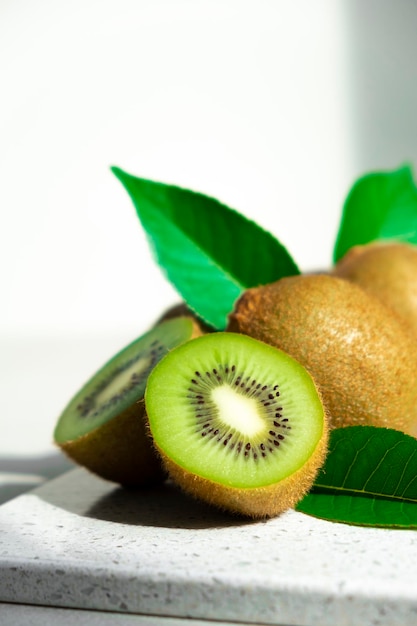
xmin=156 ymin=301 xmax=215 ymax=333
xmin=228 ymin=273 xmax=417 ymax=436
xmin=145 ymin=332 xmax=328 ymax=518
xmin=333 ymin=242 xmax=417 ymax=338
xmin=54 ymin=316 xmax=202 ymax=486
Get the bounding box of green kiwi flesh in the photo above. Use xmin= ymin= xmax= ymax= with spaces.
xmin=54 ymin=316 xmax=201 ymax=486
xmin=145 ymin=332 xmax=328 ymax=518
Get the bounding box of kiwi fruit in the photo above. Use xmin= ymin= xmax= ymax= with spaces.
xmin=145 ymin=332 xmax=328 ymax=518
xmin=54 ymin=316 xmax=201 ymax=486
xmin=333 ymin=242 xmax=417 ymax=338
xmin=228 ymin=273 xmax=417 ymax=436
xmin=156 ymin=302 xmax=215 ymax=333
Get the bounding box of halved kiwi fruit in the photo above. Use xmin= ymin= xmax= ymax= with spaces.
xmin=54 ymin=316 xmax=201 ymax=486
xmin=145 ymin=332 xmax=328 ymax=518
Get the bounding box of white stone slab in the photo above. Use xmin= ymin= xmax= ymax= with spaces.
xmin=0 ymin=472 xmax=45 ymax=505
xmin=0 ymin=468 xmax=417 ymax=626
xmin=0 ymin=602 xmax=239 ymax=626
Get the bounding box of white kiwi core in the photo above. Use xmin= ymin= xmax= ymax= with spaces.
xmin=211 ymin=384 xmax=265 ymax=437
xmin=96 ymin=355 xmax=152 ymax=405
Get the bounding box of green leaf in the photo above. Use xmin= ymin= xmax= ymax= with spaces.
xmin=112 ymin=167 xmax=300 ymax=329
xmin=296 ymin=426 xmax=417 ymax=528
xmin=333 ymin=164 xmax=417 ymax=262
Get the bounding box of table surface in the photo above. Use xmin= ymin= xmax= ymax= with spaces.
xmin=1 ymin=467 xmax=417 ymax=626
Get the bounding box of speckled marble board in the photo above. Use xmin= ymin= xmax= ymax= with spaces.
xmin=0 ymin=468 xmax=417 ymax=626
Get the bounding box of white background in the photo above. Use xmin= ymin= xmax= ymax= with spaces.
xmin=1 ymin=0 xmax=417 ymax=456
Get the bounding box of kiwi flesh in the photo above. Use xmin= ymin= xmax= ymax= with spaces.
xmin=54 ymin=316 xmax=201 ymax=486
xmin=228 ymin=274 xmax=417 ymax=436
xmin=145 ymin=332 xmax=328 ymax=518
xmin=333 ymin=242 xmax=417 ymax=338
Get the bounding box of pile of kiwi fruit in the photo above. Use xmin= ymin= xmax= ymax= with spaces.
xmin=54 ymin=240 xmax=417 ymax=519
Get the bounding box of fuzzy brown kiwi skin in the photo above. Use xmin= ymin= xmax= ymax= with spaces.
xmin=58 ymin=401 xmax=167 ymax=487
xmin=228 ymin=274 xmax=417 ymax=437
xmin=58 ymin=317 xmax=203 ymax=486
xmin=153 ymin=417 xmax=329 ymax=519
xmin=333 ymin=242 xmax=417 ymax=339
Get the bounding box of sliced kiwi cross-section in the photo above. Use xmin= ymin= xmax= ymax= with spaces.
xmin=54 ymin=316 xmax=201 ymax=486
xmin=145 ymin=332 xmax=328 ymax=518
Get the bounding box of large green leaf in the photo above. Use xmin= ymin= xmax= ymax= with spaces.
xmin=296 ymin=426 xmax=417 ymax=528
xmin=333 ymin=165 xmax=417 ymax=262
xmin=112 ymin=167 xmax=299 ymax=329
